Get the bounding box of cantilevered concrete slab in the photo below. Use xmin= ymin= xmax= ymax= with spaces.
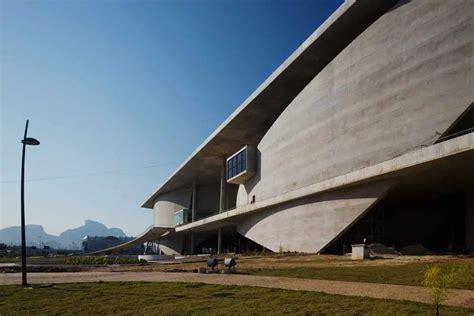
xmin=174 ymin=133 xmax=473 ymax=235
xmin=142 ymin=0 xmax=398 ymax=208
xmin=87 ymin=226 xmax=172 ymax=255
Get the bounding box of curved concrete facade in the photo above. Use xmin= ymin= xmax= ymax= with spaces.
xmin=138 ymin=0 xmax=473 ymax=255
xmin=237 ymin=181 xmax=393 ymax=253
xmin=238 ymin=0 xmax=473 ymax=205
xmin=153 ymin=189 xmax=191 ymax=228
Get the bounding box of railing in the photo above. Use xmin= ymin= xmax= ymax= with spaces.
xmin=435 ymin=127 xmax=474 ymax=143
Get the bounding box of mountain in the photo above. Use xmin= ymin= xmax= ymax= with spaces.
xmin=59 ymin=220 xmax=126 ymax=249
xmin=0 ymin=224 xmax=61 ymax=248
xmin=0 ymin=220 xmax=127 ymax=250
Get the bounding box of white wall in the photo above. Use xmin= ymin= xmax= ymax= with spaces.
xmin=153 ymin=188 xmax=191 ymax=228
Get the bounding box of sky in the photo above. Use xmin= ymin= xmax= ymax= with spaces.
xmin=0 ymin=0 xmax=342 ymax=237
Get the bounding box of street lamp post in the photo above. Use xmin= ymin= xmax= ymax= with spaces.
xmin=20 ymin=119 xmax=40 ymax=287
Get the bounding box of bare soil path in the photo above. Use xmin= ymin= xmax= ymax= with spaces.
xmin=1 ymin=271 xmax=473 ymax=308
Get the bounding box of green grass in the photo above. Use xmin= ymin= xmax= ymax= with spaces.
xmin=64 ymin=256 xmax=146 ymax=265
xmin=0 ymin=282 xmax=472 ymax=315
xmin=0 ymin=257 xmax=19 ymax=263
xmin=248 ymin=262 xmax=474 ymax=290
xmin=0 ymin=256 xmax=68 ymax=264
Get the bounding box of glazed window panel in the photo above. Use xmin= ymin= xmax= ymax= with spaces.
xmin=226 ymin=148 xmax=247 ymax=180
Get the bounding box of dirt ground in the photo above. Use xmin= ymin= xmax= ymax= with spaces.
xmin=94 ymin=254 xmax=474 ymax=273
xmin=1 ymin=254 xmax=472 ymax=274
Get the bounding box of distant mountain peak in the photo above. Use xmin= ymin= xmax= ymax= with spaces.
xmin=0 ymin=219 xmax=128 ymax=249
xmin=84 ymin=219 xmax=106 ymax=227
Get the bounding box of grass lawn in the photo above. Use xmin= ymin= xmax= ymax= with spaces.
xmin=0 ymin=281 xmax=472 ymax=315
xmin=248 ymin=261 xmax=474 ymax=290
xmin=0 ymin=256 xmax=69 ymax=264
xmin=0 ymin=257 xmax=18 ymax=263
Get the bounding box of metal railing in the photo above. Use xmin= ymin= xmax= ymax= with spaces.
xmin=435 ymin=127 xmax=474 ymax=143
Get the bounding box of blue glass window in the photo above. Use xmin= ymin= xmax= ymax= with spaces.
xmin=226 ymin=148 xmax=247 ymax=180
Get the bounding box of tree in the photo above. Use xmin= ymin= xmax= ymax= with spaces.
xmin=422 ymin=265 xmax=470 ymax=315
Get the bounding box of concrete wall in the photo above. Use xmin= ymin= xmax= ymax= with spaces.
xmin=153 ymin=189 xmax=191 ymax=228
xmin=238 ymin=0 xmax=473 ymax=205
xmin=236 ymin=181 xmax=393 ymax=253
xmin=159 ymin=235 xmax=185 ymax=255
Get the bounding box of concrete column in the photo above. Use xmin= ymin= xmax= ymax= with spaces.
xmin=192 ymin=179 xmax=197 ymax=222
xmin=217 ymin=156 xmax=226 ymax=255
xmin=217 ymin=229 xmax=222 ymax=255
xmin=466 ymin=189 xmax=474 ymax=253
xmin=190 ymin=179 xmax=197 ymax=255
xmin=219 ymin=156 xmax=227 ymax=212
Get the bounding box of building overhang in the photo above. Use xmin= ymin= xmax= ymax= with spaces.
xmin=174 ymin=133 xmax=474 ymax=234
xmin=86 ymin=226 xmax=173 ymax=255
xmin=141 ymin=0 xmax=399 ymax=209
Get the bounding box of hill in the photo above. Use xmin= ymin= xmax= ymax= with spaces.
xmin=0 ymin=220 xmax=127 ymax=249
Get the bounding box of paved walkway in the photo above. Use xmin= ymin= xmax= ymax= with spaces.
xmin=1 ymin=272 xmax=473 ymax=308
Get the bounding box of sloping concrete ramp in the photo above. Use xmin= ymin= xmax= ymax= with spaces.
xmin=87 ymin=226 xmax=172 ymax=255
xmin=237 ymin=181 xmax=393 ymax=253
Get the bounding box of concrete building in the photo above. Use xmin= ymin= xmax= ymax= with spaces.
xmin=82 ymin=236 xmax=142 ymax=254
xmin=112 ymin=0 xmax=473 ymax=256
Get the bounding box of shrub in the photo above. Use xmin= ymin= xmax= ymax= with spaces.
xmin=422 ymin=265 xmax=469 ymax=315
xmin=65 ymin=256 xmax=147 ymax=265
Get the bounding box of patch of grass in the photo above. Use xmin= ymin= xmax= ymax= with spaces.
xmin=0 ymin=257 xmax=19 ymax=263
xmin=65 ymin=256 xmax=146 ymax=265
xmin=248 ymin=262 xmax=474 ymax=290
xmin=0 ymin=282 xmax=471 ymax=315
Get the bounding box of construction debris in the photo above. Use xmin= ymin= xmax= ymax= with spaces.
xmin=367 ymin=243 xmax=400 ymax=258
xmin=400 ymin=244 xmax=435 ymax=256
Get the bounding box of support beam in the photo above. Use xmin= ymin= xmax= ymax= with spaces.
xmin=217 ymin=229 xmax=222 ymax=255
xmin=219 ymin=156 xmax=227 ymax=212
xmin=190 ymin=178 xmax=197 ymax=254
xmin=192 ymin=178 xmax=197 ymax=222
xmin=218 ymin=156 xmax=226 ymax=254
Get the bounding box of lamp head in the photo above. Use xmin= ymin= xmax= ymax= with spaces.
xmin=22 ymin=138 xmax=40 ymax=146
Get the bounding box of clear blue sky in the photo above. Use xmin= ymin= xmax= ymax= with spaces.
xmin=1 ymin=0 xmax=342 ymax=236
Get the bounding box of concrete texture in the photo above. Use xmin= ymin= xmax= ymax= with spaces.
xmin=153 ymin=188 xmax=191 ymax=228
xmin=159 ymin=234 xmax=185 ymax=255
xmin=236 ymin=181 xmax=393 ymax=253
xmin=138 ymin=0 xmax=473 ymax=255
xmin=2 ymin=272 xmax=473 ymax=308
xmin=176 ymin=134 xmax=472 ymax=234
xmin=238 ymin=0 xmax=474 ymax=205
xmin=87 ymin=226 xmax=172 ymax=255
xmin=142 ymin=0 xmax=398 ymax=208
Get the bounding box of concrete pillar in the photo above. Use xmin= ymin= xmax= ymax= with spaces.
xmin=217 ymin=156 xmax=226 ymax=255
xmin=190 ymin=179 xmax=197 ymax=255
xmin=217 ymin=229 xmax=222 ymax=255
xmin=466 ymin=189 xmax=474 ymax=253
xmin=219 ymin=156 xmax=227 ymax=212
xmin=192 ymin=179 xmax=197 ymax=222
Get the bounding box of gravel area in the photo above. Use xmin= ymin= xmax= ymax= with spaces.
xmin=1 ymin=271 xmax=473 ymax=308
